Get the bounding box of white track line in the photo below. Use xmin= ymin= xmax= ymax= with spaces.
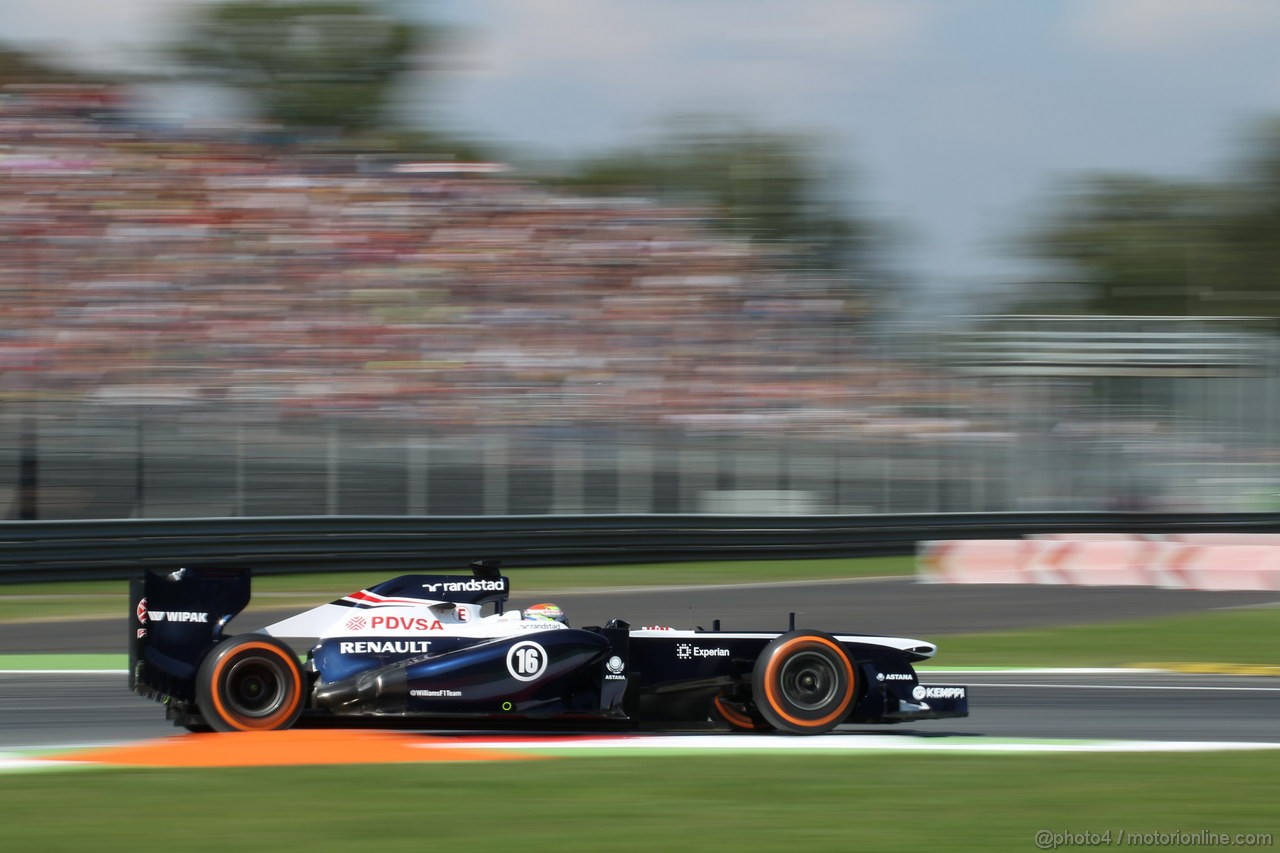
xmin=919 ymin=668 xmax=1168 ymax=674
xmin=426 ymin=734 xmax=1280 ymax=754
xmin=0 ymin=670 xmax=128 ymax=675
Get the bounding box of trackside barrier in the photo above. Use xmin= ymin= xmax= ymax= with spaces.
xmin=920 ymin=536 xmax=1280 ymax=591
xmin=915 ymin=540 xmax=1032 ymax=584
xmin=1036 ymin=532 xmax=1280 ymax=545
xmin=1164 ymin=545 xmax=1280 ymax=591
xmin=1 ymin=511 xmax=1278 ymax=583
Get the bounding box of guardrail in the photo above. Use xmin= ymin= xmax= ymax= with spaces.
xmin=2 ymin=512 xmax=1279 ymax=583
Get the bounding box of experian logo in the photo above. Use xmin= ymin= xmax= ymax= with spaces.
xmin=676 ymin=644 xmax=730 ymax=660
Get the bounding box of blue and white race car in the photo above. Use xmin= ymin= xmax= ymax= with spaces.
xmin=130 ymin=562 xmax=968 ymax=734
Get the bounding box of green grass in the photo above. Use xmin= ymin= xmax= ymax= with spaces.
xmin=0 ymin=597 xmax=138 ymax=623
xmin=0 ymin=557 xmax=913 ymax=623
xmin=0 ymin=754 xmax=1275 ymax=851
xmin=0 ymin=654 xmax=125 ymax=670
xmin=929 ymin=606 xmax=1280 ymax=668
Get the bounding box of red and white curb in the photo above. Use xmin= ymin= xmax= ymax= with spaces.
xmin=919 ymin=535 xmax=1280 ymax=590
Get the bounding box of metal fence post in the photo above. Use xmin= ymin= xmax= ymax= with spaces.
xmin=552 ymin=438 xmax=583 ymax=514
xmin=407 ymin=438 xmax=428 ymax=516
xmin=484 ymin=432 xmax=509 ymax=516
xmin=327 ymin=423 xmax=340 ymax=516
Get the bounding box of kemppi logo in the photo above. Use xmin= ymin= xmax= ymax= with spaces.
xmin=136 ymin=598 xmax=148 ymax=624
xmin=913 ymin=686 xmax=966 ymax=701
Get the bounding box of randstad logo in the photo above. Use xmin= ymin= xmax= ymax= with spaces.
xmin=422 ymin=579 xmax=507 ymax=593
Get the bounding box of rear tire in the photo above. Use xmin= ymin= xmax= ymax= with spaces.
xmin=752 ymin=631 xmax=856 ymax=735
xmin=195 ymin=636 xmax=305 ymax=732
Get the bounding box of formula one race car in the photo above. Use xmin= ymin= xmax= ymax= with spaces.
xmin=129 ymin=562 xmax=968 ymax=735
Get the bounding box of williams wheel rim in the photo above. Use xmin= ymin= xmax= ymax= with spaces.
xmin=223 ymin=655 xmax=290 ymax=719
xmin=778 ymin=651 xmax=840 ymax=712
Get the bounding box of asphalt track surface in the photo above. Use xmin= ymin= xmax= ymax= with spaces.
xmin=5 ymin=671 xmax=1280 ymax=751
xmin=3 ymin=579 xmax=1280 ymax=750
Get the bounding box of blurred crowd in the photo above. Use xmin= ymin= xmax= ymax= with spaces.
xmin=0 ymin=84 xmax=983 ymax=439
xmin=7 ymin=85 xmax=1280 ymax=517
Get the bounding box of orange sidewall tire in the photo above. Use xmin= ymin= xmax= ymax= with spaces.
xmin=753 ymin=632 xmax=856 ymax=734
xmin=196 ymin=636 xmax=304 ymax=732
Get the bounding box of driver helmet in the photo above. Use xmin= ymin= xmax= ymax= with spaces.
xmin=523 ymin=602 xmax=567 ymax=624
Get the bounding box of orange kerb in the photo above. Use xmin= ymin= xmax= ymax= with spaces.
xmin=48 ymin=730 xmax=546 ymax=768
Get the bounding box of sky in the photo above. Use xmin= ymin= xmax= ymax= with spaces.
xmin=7 ymin=0 xmax=1280 ymax=304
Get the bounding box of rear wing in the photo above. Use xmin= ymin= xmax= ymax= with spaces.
xmin=129 ymin=566 xmax=250 ymax=703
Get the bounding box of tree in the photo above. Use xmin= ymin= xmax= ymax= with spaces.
xmin=0 ymin=44 xmax=91 ymax=86
xmin=547 ymin=117 xmax=880 ymax=274
xmin=1216 ymin=118 xmax=1280 ymax=306
xmin=1021 ymin=175 xmax=1224 ymax=316
xmin=171 ymin=0 xmax=427 ymax=134
xmin=1019 ymin=120 xmax=1280 ymax=325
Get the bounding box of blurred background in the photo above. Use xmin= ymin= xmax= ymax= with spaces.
xmin=6 ymin=0 xmax=1280 ymax=520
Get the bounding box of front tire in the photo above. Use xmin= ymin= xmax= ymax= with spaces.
xmin=752 ymin=631 xmax=857 ymax=735
xmin=195 ymin=636 xmax=305 ymax=732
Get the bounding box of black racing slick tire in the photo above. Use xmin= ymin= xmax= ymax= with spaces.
xmin=751 ymin=631 xmax=857 ymax=735
xmin=709 ymin=694 xmax=775 ymax=733
xmin=195 ymin=636 xmax=305 ymax=732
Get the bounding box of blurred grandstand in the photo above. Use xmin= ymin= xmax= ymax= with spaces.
xmin=4 ymin=85 xmax=1280 ymax=519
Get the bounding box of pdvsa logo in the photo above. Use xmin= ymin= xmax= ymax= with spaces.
xmin=343 ymin=615 xmax=444 ymax=632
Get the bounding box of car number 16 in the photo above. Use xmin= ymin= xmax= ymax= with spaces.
xmin=506 ymin=641 xmax=548 ymax=681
